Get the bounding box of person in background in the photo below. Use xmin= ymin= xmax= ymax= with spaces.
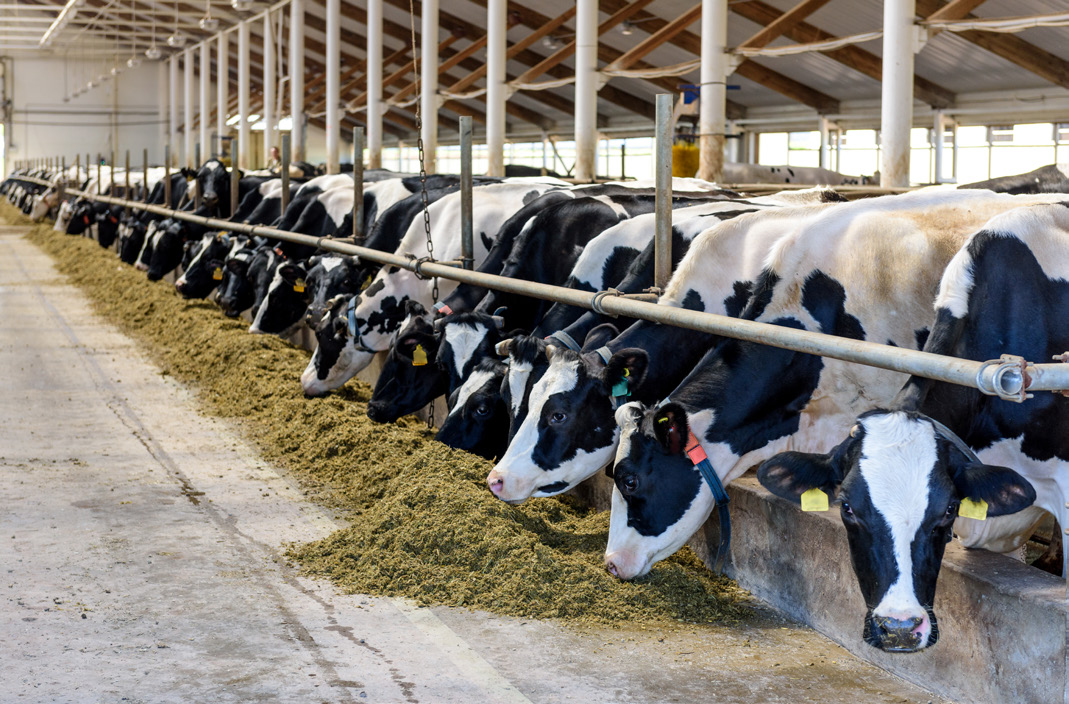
xmin=267 ymin=146 xmax=281 ymax=172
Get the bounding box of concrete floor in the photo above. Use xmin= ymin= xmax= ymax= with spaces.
xmin=0 ymin=225 xmax=951 ymax=703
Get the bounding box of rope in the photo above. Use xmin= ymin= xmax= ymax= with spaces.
xmin=734 ymin=31 xmax=883 ymax=57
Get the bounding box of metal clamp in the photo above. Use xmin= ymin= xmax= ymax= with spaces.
xmin=976 ymin=354 xmax=1032 ymax=403
xmin=591 ymin=288 xmax=622 ymax=317
xmin=406 ymin=254 xmax=437 ymax=280
xmin=1054 ymin=352 xmax=1069 ymax=397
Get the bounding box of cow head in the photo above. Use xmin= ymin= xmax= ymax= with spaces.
xmin=249 ymin=258 xmax=309 ymax=336
xmin=216 ymin=245 xmax=257 ymax=317
xmin=65 ymin=200 xmax=100 ymax=236
xmin=367 ymin=301 xmax=445 ymax=423
xmin=486 ymin=344 xmax=646 ymax=503
xmin=175 ymin=232 xmax=236 ymax=299
xmin=603 ymin=402 xmax=714 ymax=581
xmin=757 ymin=409 xmax=1036 ymax=653
xmin=300 ymin=294 xmax=376 ymax=397
xmin=119 ymin=219 xmax=148 ymax=264
xmin=95 ymin=205 xmax=124 ymax=249
xmin=436 ymin=358 xmax=510 ymax=460
xmin=146 ymin=220 xmax=189 ymax=281
xmin=196 ymin=160 xmax=231 ymax=214
xmin=304 ymin=255 xmax=363 ymax=327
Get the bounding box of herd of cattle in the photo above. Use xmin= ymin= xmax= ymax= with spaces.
xmin=4 ymin=159 xmax=1068 ymax=655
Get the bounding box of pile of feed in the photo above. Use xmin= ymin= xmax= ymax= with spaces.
xmin=5 ymin=201 xmax=752 ymax=625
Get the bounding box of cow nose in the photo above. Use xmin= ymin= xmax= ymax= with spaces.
xmin=606 ymin=561 xmax=619 ymax=578
xmin=487 ymin=472 xmax=504 ymax=496
xmin=174 ymin=280 xmax=186 ymax=294
xmin=203 ymin=193 xmax=219 ymax=207
xmin=872 ymin=615 xmax=926 ymax=652
xmin=366 ymin=401 xmax=391 ymax=423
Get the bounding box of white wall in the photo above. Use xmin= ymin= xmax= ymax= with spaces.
xmin=7 ymin=57 xmax=167 ymax=172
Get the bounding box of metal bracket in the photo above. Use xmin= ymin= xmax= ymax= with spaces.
xmin=914 ymin=25 xmax=930 ymax=53
xmin=976 ymin=354 xmax=1033 ymax=403
xmin=1054 ymin=352 xmax=1069 ymax=397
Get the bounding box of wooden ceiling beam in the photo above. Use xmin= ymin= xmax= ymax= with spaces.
xmin=737 ymin=0 xmax=832 ymax=49
xmin=604 ymin=3 xmax=703 ymax=73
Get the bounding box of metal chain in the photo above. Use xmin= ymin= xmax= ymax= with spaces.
xmin=408 ymin=0 xmax=437 ymax=307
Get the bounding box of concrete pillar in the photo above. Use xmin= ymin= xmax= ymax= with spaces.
xmin=264 ymin=12 xmax=276 ymax=163
xmin=289 ymin=0 xmax=305 ymax=160
xmin=200 ymin=42 xmax=211 ymax=163
xmin=420 ymin=0 xmax=439 ymax=173
xmin=933 ymin=110 xmax=945 ymax=183
xmin=169 ymin=57 xmax=178 ymax=167
xmin=746 ymin=130 xmax=757 ymax=164
xmin=183 ymin=48 xmax=194 ymax=168
xmin=697 ymin=0 xmax=727 ymax=182
xmin=217 ymin=33 xmax=229 ymax=158
xmin=818 ymin=116 xmax=831 ymax=170
xmin=879 ymin=0 xmax=916 ymax=187
xmin=574 ymin=0 xmax=598 ymax=182
xmin=486 ymin=0 xmax=506 ymax=177
xmin=325 ymin=0 xmax=340 ymax=173
xmin=367 ymin=0 xmax=382 ymax=169
xmin=239 ymin=21 xmax=251 ymax=170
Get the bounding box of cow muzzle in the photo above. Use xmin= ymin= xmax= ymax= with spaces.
xmin=866 ymin=611 xmax=933 ymax=653
xmin=603 ymin=550 xmax=649 ymax=581
xmin=485 ymin=468 xmax=527 ymax=505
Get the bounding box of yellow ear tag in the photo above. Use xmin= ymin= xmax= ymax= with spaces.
xmin=800 ymin=488 xmax=829 ymax=512
xmin=361 ymin=274 xmax=373 ymax=291
xmin=212 ymin=267 xmax=223 ymax=281
xmin=959 ymin=497 xmax=988 ymax=521
xmin=293 ymin=278 xmax=306 ymax=293
xmin=412 ymin=344 xmax=428 ymax=366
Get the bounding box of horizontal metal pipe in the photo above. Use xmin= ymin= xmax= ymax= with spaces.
xmin=22 ymin=179 xmax=1069 ymax=398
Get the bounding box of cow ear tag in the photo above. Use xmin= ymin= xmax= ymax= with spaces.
xmin=800 ymin=488 xmax=829 ymax=512
xmin=361 ymin=274 xmax=373 ymax=291
xmin=959 ymin=497 xmax=988 ymax=521
xmin=212 ymin=267 xmax=224 ymax=281
xmin=412 ymin=344 xmax=429 ymax=366
xmin=293 ymin=278 xmax=306 ymax=293
xmin=611 ymin=368 xmax=630 ymax=399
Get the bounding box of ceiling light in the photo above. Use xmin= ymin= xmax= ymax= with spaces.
xmin=620 ymin=21 xmax=634 ymax=36
xmin=231 ymin=0 xmax=254 ymax=11
xmin=127 ymin=56 xmax=141 ymax=68
xmin=145 ymin=45 xmax=162 ymax=60
xmin=166 ymin=33 xmax=186 ymax=47
xmin=199 ymin=17 xmax=219 ymax=31
xmin=111 ymin=66 xmax=122 ymax=76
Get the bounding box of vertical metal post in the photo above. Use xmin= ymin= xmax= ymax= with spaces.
xmin=263 ymin=11 xmax=275 ymax=163
xmin=352 ymin=127 xmax=364 ymax=240
xmin=238 ymin=22 xmax=251 ymax=170
xmin=366 ymin=0 xmax=382 ymax=169
xmin=74 ymin=154 xmax=80 ymax=185
xmin=169 ymin=57 xmax=179 ymax=166
xmin=164 ymin=146 xmax=172 ymax=208
xmin=880 ymin=0 xmax=916 ymax=187
xmin=200 ymin=41 xmax=211 ymax=164
xmin=420 ymin=0 xmax=439 ymax=174
xmin=230 ymin=138 xmax=240 ymax=218
xmin=620 ymin=141 xmax=626 ymax=179
xmin=289 ymin=0 xmax=306 ymax=161
xmin=654 ymin=94 xmax=673 ymax=292
xmin=460 ymin=116 xmax=474 ymax=270
xmin=699 ymin=0 xmax=727 ymax=181
xmin=574 ymin=0 xmax=598 ymax=182
xmin=124 ymin=150 xmax=131 ymax=215
xmin=184 ymin=47 xmax=195 ymax=168
xmin=97 ymin=154 xmax=102 ymax=195
xmin=280 ymin=133 xmax=291 ymax=213
xmin=143 ymin=148 xmax=149 ymax=203
xmin=325 ymin=0 xmax=340 ymax=174
xmin=933 ymin=111 xmax=945 ymax=184
xmin=217 ymin=33 xmax=229 ymax=160
xmin=194 ymin=143 xmax=202 ymax=210
xmin=486 ymin=0 xmax=506 ymax=177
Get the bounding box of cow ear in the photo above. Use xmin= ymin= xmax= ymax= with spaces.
xmin=278 ymin=264 xmax=305 ymax=284
xmin=652 ymin=403 xmax=689 ymax=456
xmin=757 ymin=444 xmax=849 ymax=504
xmin=405 ymin=299 xmax=428 ymax=317
xmin=949 ymin=461 xmax=1036 ymax=518
xmin=604 ymin=348 xmax=648 ymax=394
xmin=581 ymin=324 xmax=619 ymax=352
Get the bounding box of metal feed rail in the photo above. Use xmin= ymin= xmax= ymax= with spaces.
xmin=26 ymin=175 xmax=1069 ymax=401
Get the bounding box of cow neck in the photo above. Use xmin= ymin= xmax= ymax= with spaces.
xmin=344 ymin=297 xmax=376 ymax=352
xmin=683 ymin=428 xmax=732 ymax=574
xmin=547 ymin=330 xmax=581 ymax=353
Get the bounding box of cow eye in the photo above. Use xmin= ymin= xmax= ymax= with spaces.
xmin=840 ymin=501 xmax=854 ymax=517
xmin=621 ymin=475 xmax=638 ymax=494
xmin=549 ymin=411 xmax=567 ymax=424
xmin=945 ymin=502 xmax=957 ymax=518
xmin=473 ymin=405 xmax=490 ymax=418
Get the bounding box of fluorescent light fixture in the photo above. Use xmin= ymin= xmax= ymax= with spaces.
xmin=40 ymin=0 xmax=79 ymax=47
xmin=226 ymin=114 xmax=241 ymax=126
xmin=277 ymin=116 xmax=292 ymax=131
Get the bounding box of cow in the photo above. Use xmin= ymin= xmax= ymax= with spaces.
xmin=959 ymin=164 xmax=1069 ymax=194
xmin=435 ymin=358 xmax=511 ymax=460
xmin=600 ymin=190 xmax=1069 ymax=586
xmin=303 ymin=254 xmax=365 ymax=327
xmin=300 ymin=180 xmax=562 ymax=397
xmin=756 ymin=201 xmax=1069 ymax=652
xmin=366 ymin=301 xmax=449 ymax=423
xmin=175 ymin=232 xmax=246 ymax=299
xmin=248 ymin=255 xmax=312 ymax=337
xmin=722 ymin=162 xmax=872 ymax=186
xmin=216 ymin=238 xmax=264 ymax=317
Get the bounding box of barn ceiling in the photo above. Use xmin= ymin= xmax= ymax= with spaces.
xmin=3 ymin=0 xmax=1068 ymax=139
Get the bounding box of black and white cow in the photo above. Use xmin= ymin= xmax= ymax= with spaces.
xmin=601 ymin=190 xmax=1069 ymax=584
xmin=175 ymin=232 xmax=246 ymax=299
xmin=300 ymin=180 xmax=563 ymax=396
xmin=216 ymin=238 xmax=264 ymax=317
xmin=757 ymin=201 xmax=1069 ymax=652
xmin=435 ymin=358 xmax=511 ymax=460
xmin=484 ymin=194 xmax=840 ymax=504
xmin=366 ymin=301 xmax=449 ymax=423
xmin=303 ymin=254 xmax=364 ymax=327
xmin=959 ymin=164 xmax=1069 ymax=194
xmin=248 ymin=255 xmax=311 ymax=337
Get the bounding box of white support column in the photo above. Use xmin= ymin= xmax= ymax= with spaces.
xmin=951 ymin=120 xmax=959 ymax=183
xmin=836 ymin=127 xmax=843 ymax=172
xmin=200 ymin=41 xmax=211 ymax=161
xmin=818 ymin=116 xmax=831 ymax=170
xmin=880 ymin=0 xmax=916 ymax=187
xmin=158 ymin=61 xmax=169 ymax=154
xmin=367 ymin=0 xmax=382 ymax=168
xmin=169 ymin=57 xmax=179 ymax=167
xmin=698 ymin=0 xmax=727 ymax=182
xmin=289 ymin=0 xmax=305 ymax=161
xmin=239 ymin=21 xmax=251 ymax=170
xmin=420 ymin=0 xmax=439 ymax=173
xmin=184 ymin=48 xmax=194 ymax=168
xmin=933 ymin=110 xmax=945 ymax=183
xmin=217 ymin=33 xmax=229 ymax=158
xmin=725 ymin=121 xmax=739 ymax=163
xmin=574 ymin=0 xmax=598 ymax=182
xmin=263 ymin=12 xmax=275 ymax=162
xmin=325 ymin=0 xmax=340 ymax=173
xmin=486 ymin=0 xmax=506 ymax=177
xmin=746 ymin=130 xmax=756 ymax=164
